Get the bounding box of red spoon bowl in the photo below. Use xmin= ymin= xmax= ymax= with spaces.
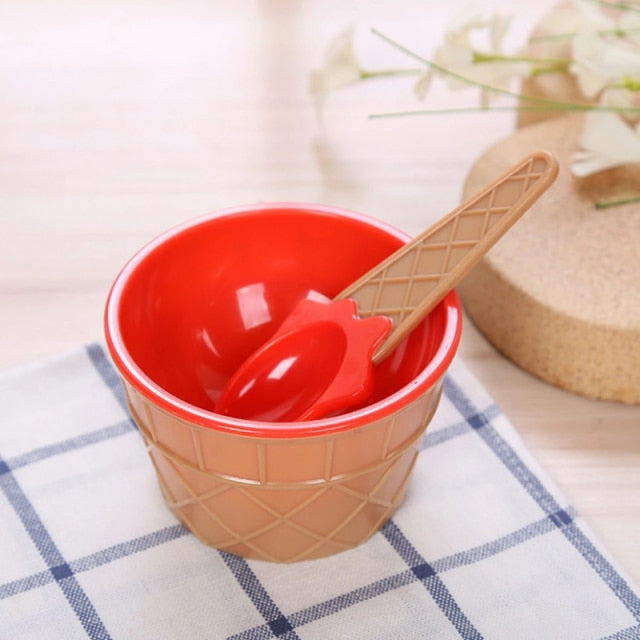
xmin=215 ymin=152 xmax=557 ymax=423
xmin=105 ymin=203 xmax=461 ymax=436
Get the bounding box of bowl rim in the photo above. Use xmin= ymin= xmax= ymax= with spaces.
xmin=104 ymin=202 xmax=463 ymax=438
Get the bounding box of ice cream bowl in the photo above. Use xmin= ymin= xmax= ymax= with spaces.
xmin=104 ymin=203 xmax=462 ymax=562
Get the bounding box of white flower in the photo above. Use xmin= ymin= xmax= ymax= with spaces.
xmin=525 ymin=0 xmax=613 ymax=60
xmin=600 ymin=85 xmax=640 ymax=124
xmin=571 ymin=110 xmax=640 ymax=177
xmin=310 ymin=27 xmax=362 ymax=101
xmin=428 ymin=11 xmax=532 ymax=107
xmin=311 ymin=1 xmax=640 ymax=182
xmin=570 ymin=30 xmax=640 ymax=98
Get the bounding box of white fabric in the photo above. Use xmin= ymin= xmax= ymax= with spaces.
xmin=0 ymin=344 xmax=638 ymax=639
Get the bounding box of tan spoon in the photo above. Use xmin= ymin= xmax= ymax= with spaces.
xmin=216 ymin=151 xmax=559 ymax=422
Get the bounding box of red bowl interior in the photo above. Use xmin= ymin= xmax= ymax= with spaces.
xmin=105 ymin=204 xmax=462 ymax=434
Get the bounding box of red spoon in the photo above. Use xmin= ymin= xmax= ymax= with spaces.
xmin=216 ymin=151 xmax=559 ymax=422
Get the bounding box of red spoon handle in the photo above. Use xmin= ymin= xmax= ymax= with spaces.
xmin=337 ymin=150 xmax=559 ymax=363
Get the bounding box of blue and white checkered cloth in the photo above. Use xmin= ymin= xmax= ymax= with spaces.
xmin=1 ymin=344 xmax=639 ymax=639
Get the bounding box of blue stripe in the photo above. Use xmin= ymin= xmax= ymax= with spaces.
xmin=0 ymin=501 xmax=569 ymax=638
xmin=85 ymin=343 xmax=132 ymax=418
xmin=0 ymin=569 xmax=53 ymax=600
xmin=443 ymin=375 xmax=640 ymax=623
xmin=422 ymin=404 xmax=501 ymax=450
xmin=561 ymin=523 xmax=640 ymax=621
xmin=227 ymin=507 xmax=582 ymax=640
xmin=600 ymin=623 xmax=640 ymax=640
xmin=286 ymin=570 xmax=416 ymax=629
xmin=69 ymin=524 xmax=189 ymax=574
xmin=382 ymin=519 xmax=484 ymax=640
xmin=0 ymin=455 xmax=111 ymax=639
xmin=228 ymin=569 xmax=419 ymax=640
xmin=432 ymin=508 xmax=577 ymax=574
xmin=0 ymin=524 xmax=189 ymax=601
xmin=220 ymin=552 xmax=301 ymax=640
xmin=6 ymin=420 xmax=133 ymax=471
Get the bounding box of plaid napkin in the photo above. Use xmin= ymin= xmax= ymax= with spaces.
xmin=1 ymin=344 xmax=639 ymax=640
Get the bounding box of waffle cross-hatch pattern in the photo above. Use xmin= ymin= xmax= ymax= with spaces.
xmin=337 ymin=152 xmax=557 ymax=362
xmin=125 ymin=373 xmax=443 ymax=563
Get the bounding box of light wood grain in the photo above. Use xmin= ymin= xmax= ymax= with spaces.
xmin=1 ymin=0 xmax=638 ymax=586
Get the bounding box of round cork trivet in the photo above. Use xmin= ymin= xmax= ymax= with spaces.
xmin=458 ymin=113 xmax=640 ymax=404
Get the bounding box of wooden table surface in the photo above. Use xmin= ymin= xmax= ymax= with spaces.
xmin=2 ymin=0 xmax=639 ymax=586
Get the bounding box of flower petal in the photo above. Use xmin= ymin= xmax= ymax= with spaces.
xmin=309 ymin=27 xmax=362 ymax=98
xmin=571 ymin=111 xmax=640 ymax=176
xmin=571 ymin=30 xmax=640 ymax=98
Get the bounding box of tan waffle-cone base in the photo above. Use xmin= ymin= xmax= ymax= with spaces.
xmin=123 ymin=377 xmax=444 ymax=562
xmin=458 ymin=113 xmax=640 ymax=404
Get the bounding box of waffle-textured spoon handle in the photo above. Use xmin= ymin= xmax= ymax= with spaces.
xmin=336 ymin=150 xmax=559 ymax=363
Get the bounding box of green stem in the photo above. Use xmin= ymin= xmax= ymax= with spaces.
xmin=368 ymin=103 xmax=640 ymax=118
xmin=620 ymin=76 xmax=640 ymax=91
xmin=472 ymin=51 xmax=572 ymax=76
xmin=472 ymin=51 xmax=570 ymax=67
xmin=371 ymin=28 xmax=570 ymax=107
xmin=595 ymin=194 xmax=640 ymax=209
xmin=369 ymin=27 xmax=640 ymax=117
xmin=360 ymin=68 xmax=422 ymax=80
xmin=585 ymin=0 xmax=640 ymax=14
xmin=530 ymin=64 xmax=572 ymax=77
xmin=530 ymin=26 xmax=640 ymax=42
